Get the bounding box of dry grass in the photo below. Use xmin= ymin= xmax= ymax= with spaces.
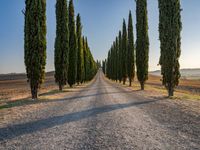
xmin=146 ymin=75 xmax=200 ymax=100
xmin=0 ymin=72 xmax=199 ymax=111
xmin=0 ymin=73 xmax=91 ymax=110
xmin=107 ymin=74 xmax=200 ymax=101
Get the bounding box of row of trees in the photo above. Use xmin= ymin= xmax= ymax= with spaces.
xmin=104 ymin=0 xmax=182 ymax=97
xmin=55 ymin=0 xmax=97 ymax=89
xmin=24 ymin=0 xmax=97 ymax=99
xmin=105 ymin=11 xmax=136 ymax=87
xmin=105 ymin=0 xmax=149 ymax=90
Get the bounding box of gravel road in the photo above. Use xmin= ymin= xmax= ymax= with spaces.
xmin=0 ymin=71 xmax=199 ymax=150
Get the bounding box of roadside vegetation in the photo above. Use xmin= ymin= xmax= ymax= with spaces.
xmin=104 ymin=0 xmax=182 ymax=97
xmin=24 ymin=0 xmax=98 ymax=100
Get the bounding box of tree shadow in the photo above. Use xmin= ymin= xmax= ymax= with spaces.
xmin=0 ymin=90 xmax=133 ymax=110
xmin=36 ymin=90 xmax=134 ymax=105
xmin=39 ymin=89 xmax=77 ymax=97
xmin=0 ymin=99 xmax=160 ymax=141
xmin=0 ymin=99 xmax=36 ymax=109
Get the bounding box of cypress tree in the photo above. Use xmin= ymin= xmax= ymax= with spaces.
xmin=111 ymin=45 xmax=114 ymax=80
xmin=118 ymin=31 xmax=123 ymax=83
xmin=54 ymin=0 xmax=69 ymax=91
xmin=87 ymin=39 xmax=97 ymax=81
xmin=127 ymin=11 xmax=135 ymax=86
xmin=24 ymin=0 xmax=47 ymax=99
xmin=115 ymin=37 xmax=119 ymax=82
xmin=158 ymin=0 xmax=182 ymax=97
xmin=102 ymin=59 xmax=106 ymax=74
xmin=68 ymin=0 xmax=77 ymax=87
xmin=107 ymin=50 xmax=111 ymax=79
xmin=88 ymin=50 xmax=94 ymax=80
xmin=96 ymin=60 xmax=101 ymax=69
xmin=82 ymin=37 xmax=87 ymax=82
xmin=122 ymin=19 xmax=128 ymax=85
xmin=85 ymin=38 xmax=90 ymax=81
xmin=83 ymin=37 xmax=92 ymax=82
xmin=136 ymin=0 xmax=149 ymax=90
xmin=76 ymin=14 xmax=84 ymax=85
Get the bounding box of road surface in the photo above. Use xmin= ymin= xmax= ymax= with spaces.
xmin=0 ymin=71 xmax=199 ymax=149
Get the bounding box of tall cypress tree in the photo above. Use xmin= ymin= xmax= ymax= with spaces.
xmin=115 ymin=37 xmax=119 ymax=82
xmin=136 ymin=0 xmax=149 ymax=90
xmin=88 ymin=50 xmax=94 ymax=80
xmin=54 ymin=0 xmax=69 ymax=91
xmin=85 ymin=38 xmax=90 ymax=81
xmin=118 ymin=31 xmax=123 ymax=83
xmin=76 ymin=14 xmax=84 ymax=85
xmin=158 ymin=0 xmax=182 ymax=96
xmin=68 ymin=0 xmax=77 ymax=87
xmin=107 ymin=50 xmax=111 ymax=79
xmin=122 ymin=19 xmax=128 ymax=85
xmin=82 ymin=37 xmax=87 ymax=82
xmin=111 ymin=44 xmax=114 ymax=80
xmin=83 ymin=37 xmax=90 ymax=82
xmin=102 ymin=59 xmax=106 ymax=74
xmin=127 ymin=11 xmax=135 ymax=86
xmin=24 ymin=0 xmax=47 ymax=99
xmin=86 ymin=40 xmax=97 ymax=80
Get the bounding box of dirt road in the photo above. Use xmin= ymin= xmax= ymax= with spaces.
xmin=0 ymin=71 xmax=199 ymax=149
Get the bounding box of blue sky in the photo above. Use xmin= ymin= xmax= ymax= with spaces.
xmin=0 ymin=0 xmax=200 ymax=74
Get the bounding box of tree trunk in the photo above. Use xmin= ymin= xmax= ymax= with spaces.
xmin=123 ymin=78 xmax=126 ymax=85
xmin=59 ymin=84 xmax=63 ymax=91
xmin=129 ymin=78 xmax=132 ymax=87
xmin=31 ymin=86 xmax=38 ymax=100
xmin=168 ymin=86 xmax=174 ymax=97
xmin=140 ymin=82 xmax=144 ymax=90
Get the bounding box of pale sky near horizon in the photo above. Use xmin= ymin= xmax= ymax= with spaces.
xmin=0 ymin=0 xmax=200 ymax=74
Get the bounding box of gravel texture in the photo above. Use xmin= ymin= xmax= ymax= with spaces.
xmin=0 ymin=71 xmax=200 ymax=150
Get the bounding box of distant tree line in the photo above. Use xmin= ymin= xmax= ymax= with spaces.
xmin=104 ymin=0 xmax=182 ymax=97
xmin=24 ymin=0 xmax=97 ymax=99
xmin=106 ymin=8 xmax=147 ymax=90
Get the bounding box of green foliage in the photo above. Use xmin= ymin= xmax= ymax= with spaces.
xmin=110 ymin=44 xmax=115 ymax=80
xmin=24 ymin=0 xmax=96 ymax=95
xmin=68 ymin=0 xmax=77 ymax=87
xmin=106 ymin=50 xmax=111 ymax=79
xmin=76 ymin=14 xmax=85 ymax=84
xmin=106 ymin=31 xmax=122 ymax=83
xmin=105 ymin=20 xmax=129 ymax=84
xmin=122 ymin=19 xmax=128 ymax=84
xmin=82 ymin=37 xmax=87 ymax=81
xmin=87 ymin=41 xmax=97 ymax=80
xmin=158 ymin=0 xmax=182 ymax=96
xmin=83 ymin=37 xmax=97 ymax=82
xmin=54 ymin=0 xmax=69 ymax=91
xmin=102 ymin=59 xmax=106 ymax=74
xmin=24 ymin=0 xmax=47 ymax=99
xmin=114 ymin=37 xmax=119 ymax=81
xmin=96 ymin=60 xmax=101 ymax=69
xmin=118 ymin=31 xmax=123 ymax=82
xmin=84 ymin=38 xmax=90 ymax=81
xmin=127 ymin=11 xmax=135 ymax=86
xmin=136 ymin=0 xmax=149 ymax=90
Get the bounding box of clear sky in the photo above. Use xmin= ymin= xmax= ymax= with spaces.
xmin=0 ymin=0 xmax=200 ymax=74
